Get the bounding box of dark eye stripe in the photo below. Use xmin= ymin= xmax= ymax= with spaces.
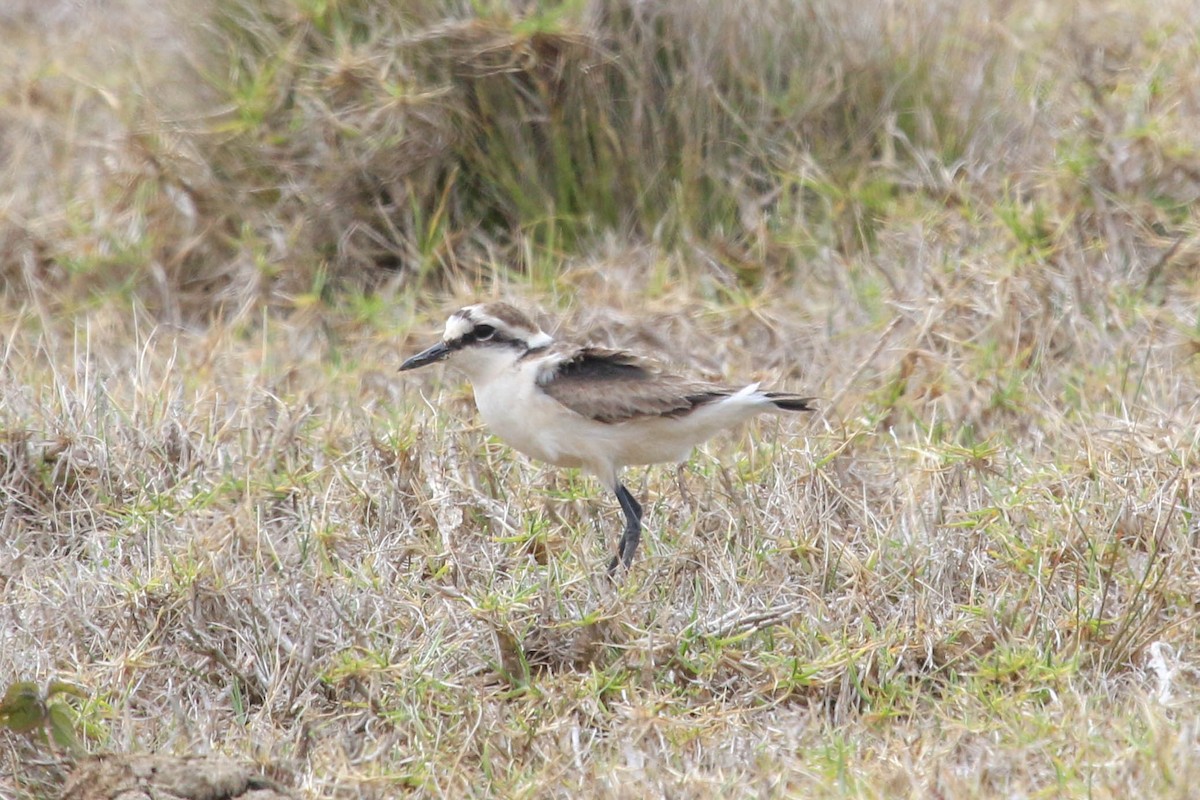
xmin=449 ymin=325 xmax=516 ymax=349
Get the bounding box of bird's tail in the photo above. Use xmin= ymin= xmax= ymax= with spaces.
xmin=764 ymin=393 xmax=817 ymax=412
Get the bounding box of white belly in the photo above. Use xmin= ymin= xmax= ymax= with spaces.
xmin=473 ymin=368 xmax=590 ymax=469
xmin=470 ymin=367 xmax=772 ymax=487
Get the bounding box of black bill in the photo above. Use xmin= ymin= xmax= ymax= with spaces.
xmin=399 ymin=341 xmax=451 ymax=371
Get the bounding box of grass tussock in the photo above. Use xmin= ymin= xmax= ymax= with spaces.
xmin=2 ymin=0 xmax=1200 ymax=798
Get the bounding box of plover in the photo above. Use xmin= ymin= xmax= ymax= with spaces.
xmin=400 ymin=302 xmax=814 ymax=573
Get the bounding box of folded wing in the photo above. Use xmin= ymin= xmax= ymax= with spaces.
xmin=536 ymin=347 xmax=729 ymax=424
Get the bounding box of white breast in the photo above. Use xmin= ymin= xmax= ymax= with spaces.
xmin=472 ymin=361 xmax=592 ymax=470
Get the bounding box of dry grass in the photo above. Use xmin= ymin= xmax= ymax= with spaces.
xmin=3 ymin=0 xmax=1200 ymax=798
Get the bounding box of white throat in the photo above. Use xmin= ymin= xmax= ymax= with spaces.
xmin=449 ymin=344 xmax=526 ymax=385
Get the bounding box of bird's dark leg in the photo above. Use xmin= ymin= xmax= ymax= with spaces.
xmin=606 ymin=482 xmax=644 ymax=575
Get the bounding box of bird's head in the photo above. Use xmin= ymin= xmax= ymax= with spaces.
xmin=399 ymin=302 xmax=553 ymax=382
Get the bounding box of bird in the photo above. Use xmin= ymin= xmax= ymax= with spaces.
xmin=399 ymin=302 xmax=814 ymax=574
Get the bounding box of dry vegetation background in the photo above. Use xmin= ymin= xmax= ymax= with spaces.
xmin=2 ymin=0 xmax=1200 ymax=797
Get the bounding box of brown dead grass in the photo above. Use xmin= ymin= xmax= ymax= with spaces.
xmin=2 ymin=0 xmax=1200 ymax=799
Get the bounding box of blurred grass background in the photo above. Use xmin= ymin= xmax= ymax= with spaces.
xmin=6 ymin=0 xmax=1196 ymax=316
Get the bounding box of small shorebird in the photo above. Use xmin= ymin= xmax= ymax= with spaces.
xmin=400 ymin=302 xmax=814 ymax=573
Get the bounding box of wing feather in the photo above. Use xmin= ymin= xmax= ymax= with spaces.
xmin=536 ymin=347 xmax=729 ymax=424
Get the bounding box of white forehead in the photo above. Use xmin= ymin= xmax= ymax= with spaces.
xmin=443 ymin=314 xmax=473 ymax=341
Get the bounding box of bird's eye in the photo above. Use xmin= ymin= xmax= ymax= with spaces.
xmin=474 ymin=324 xmax=496 ymax=341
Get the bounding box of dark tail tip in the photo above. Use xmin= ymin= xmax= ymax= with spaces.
xmin=766 ymin=393 xmax=817 ymax=412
